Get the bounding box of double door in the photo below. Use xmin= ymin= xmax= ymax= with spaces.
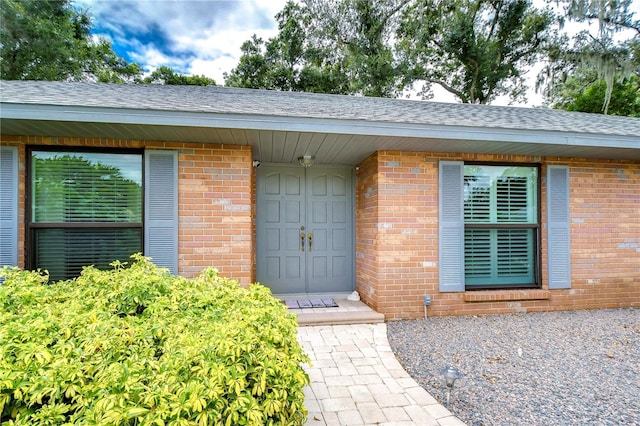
xmin=256 ymin=165 xmax=354 ymax=294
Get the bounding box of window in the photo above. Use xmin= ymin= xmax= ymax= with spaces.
xmin=463 ymin=165 xmax=539 ymax=288
xmin=28 ymin=149 xmax=143 ymax=281
xmin=439 ymin=161 xmax=568 ymax=293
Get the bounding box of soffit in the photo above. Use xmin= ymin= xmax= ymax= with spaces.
xmin=2 ymin=116 xmax=638 ymax=163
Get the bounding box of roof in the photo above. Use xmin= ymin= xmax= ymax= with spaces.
xmin=1 ymin=80 xmax=639 ymax=163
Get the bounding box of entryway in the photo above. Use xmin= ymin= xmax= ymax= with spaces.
xmin=256 ymin=165 xmax=355 ymax=295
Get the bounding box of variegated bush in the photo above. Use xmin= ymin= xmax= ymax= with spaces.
xmin=0 ymin=255 xmax=310 ymax=425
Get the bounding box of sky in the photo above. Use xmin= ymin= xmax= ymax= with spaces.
xmin=76 ymin=0 xmax=288 ymax=85
xmin=75 ymin=0 xmax=638 ymax=107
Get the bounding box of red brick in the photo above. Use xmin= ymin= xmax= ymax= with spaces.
xmin=356 ymin=151 xmax=640 ymax=319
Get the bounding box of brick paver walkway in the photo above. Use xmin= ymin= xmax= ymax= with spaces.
xmin=298 ymin=323 xmax=466 ymax=426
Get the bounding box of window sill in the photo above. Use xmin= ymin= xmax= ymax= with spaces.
xmin=463 ymin=289 xmax=551 ymax=303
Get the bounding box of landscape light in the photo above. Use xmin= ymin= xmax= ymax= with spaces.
xmin=441 ymin=365 xmax=463 ymax=407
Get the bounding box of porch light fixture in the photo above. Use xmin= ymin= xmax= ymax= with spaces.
xmin=441 ymin=365 xmax=463 ymax=407
xmin=298 ymin=155 xmax=315 ymax=167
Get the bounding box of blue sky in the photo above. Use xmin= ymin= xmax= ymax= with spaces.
xmin=77 ymin=0 xmax=288 ymax=84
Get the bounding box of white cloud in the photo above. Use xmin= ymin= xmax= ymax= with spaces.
xmin=78 ymin=0 xmax=287 ymax=81
xmin=171 ymin=26 xmax=279 ymax=81
xmin=127 ymin=45 xmax=174 ymax=72
xmin=188 ymin=57 xmax=235 ymax=82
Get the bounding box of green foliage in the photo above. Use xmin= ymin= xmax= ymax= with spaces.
xmin=225 ymin=2 xmax=350 ymax=94
xmin=0 ymin=0 xmax=141 ymax=82
xmin=143 ymin=66 xmax=217 ymax=86
xmin=0 ymin=255 xmax=310 ymax=425
xmin=224 ymin=0 xmax=400 ymax=97
xmin=553 ymin=74 xmax=640 ymax=117
xmin=303 ymin=0 xmax=406 ymax=97
xmin=540 ymin=0 xmax=640 ymax=114
xmin=397 ymin=0 xmax=553 ymax=103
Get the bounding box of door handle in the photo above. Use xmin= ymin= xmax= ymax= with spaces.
xmin=308 ymin=233 xmax=313 ymax=252
xmin=300 ymin=232 xmax=305 ymax=252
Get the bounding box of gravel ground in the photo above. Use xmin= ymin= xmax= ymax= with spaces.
xmin=387 ymin=308 xmax=640 ymax=426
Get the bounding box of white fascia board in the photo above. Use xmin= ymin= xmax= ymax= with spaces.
xmin=2 ymin=102 xmax=639 ymax=151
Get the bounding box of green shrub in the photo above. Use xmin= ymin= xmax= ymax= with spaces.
xmin=0 ymin=255 xmax=310 ymax=425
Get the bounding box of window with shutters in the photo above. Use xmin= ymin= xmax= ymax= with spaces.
xmin=464 ymin=165 xmax=539 ymax=289
xmin=27 ymin=148 xmax=143 ymax=281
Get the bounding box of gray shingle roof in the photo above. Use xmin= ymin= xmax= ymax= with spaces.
xmin=2 ymin=80 xmax=639 ymax=138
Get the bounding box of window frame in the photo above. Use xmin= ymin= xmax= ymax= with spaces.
xmin=25 ymin=146 xmax=145 ymax=275
xmin=463 ymin=162 xmax=542 ymax=290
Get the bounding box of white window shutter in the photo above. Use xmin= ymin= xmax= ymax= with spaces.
xmin=547 ymin=165 xmax=571 ymax=289
xmin=145 ymin=150 xmax=178 ymax=274
xmin=439 ymin=161 xmax=465 ymax=292
xmin=0 ymin=146 xmax=18 ymax=267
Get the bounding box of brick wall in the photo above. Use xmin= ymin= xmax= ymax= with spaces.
xmin=356 ymin=151 xmax=640 ymax=319
xmin=355 ymin=153 xmax=380 ymax=309
xmin=356 ymin=152 xmax=440 ymax=318
xmin=176 ymin=144 xmax=253 ymax=282
xmin=1 ymin=135 xmax=254 ymax=285
xmin=3 ymin=134 xmax=638 ymax=316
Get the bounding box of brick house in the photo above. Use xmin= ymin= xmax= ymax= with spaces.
xmin=1 ymin=81 xmax=638 ymax=319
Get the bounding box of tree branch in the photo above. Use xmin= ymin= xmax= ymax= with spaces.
xmin=488 ymin=0 xmax=501 ymax=40
xmin=582 ymin=14 xmax=640 ymax=35
xmin=380 ymin=0 xmax=411 ymax=27
xmin=425 ymin=78 xmax=469 ymax=102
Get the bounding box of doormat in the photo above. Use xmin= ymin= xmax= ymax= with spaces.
xmin=284 ymin=298 xmax=339 ymax=309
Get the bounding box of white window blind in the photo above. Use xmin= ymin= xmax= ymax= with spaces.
xmin=464 ymin=166 xmax=538 ymax=287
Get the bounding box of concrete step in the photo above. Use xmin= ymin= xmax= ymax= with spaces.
xmin=283 ymin=297 xmax=385 ymax=326
xmin=295 ymin=310 xmax=385 ymax=326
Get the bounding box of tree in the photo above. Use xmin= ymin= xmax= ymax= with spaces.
xmin=551 ymin=72 xmax=640 ymax=116
xmin=304 ymin=0 xmax=408 ymax=97
xmin=396 ymin=0 xmax=553 ymax=104
xmin=143 ymin=66 xmax=216 ymax=86
xmin=225 ymin=0 xmax=404 ymax=97
xmin=224 ymin=1 xmax=353 ymax=94
xmin=0 ymin=0 xmax=141 ymax=82
xmin=224 ymin=34 xmax=301 ymax=91
xmin=227 ymin=0 xmax=554 ymax=103
xmin=540 ymin=0 xmax=640 ymax=114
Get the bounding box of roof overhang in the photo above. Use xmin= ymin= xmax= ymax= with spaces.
xmin=1 ymin=102 xmax=639 ymax=163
